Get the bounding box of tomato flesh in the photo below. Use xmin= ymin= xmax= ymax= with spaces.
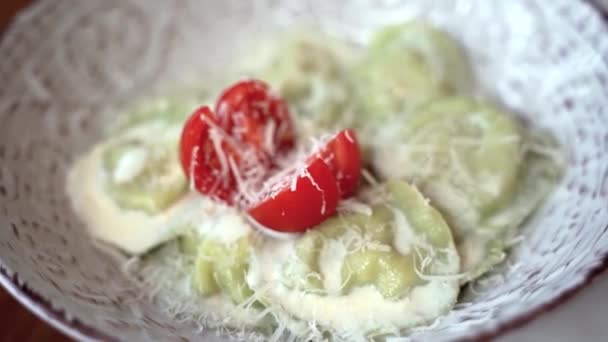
xmin=179 ymin=81 xmax=361 ymax=233
xmin=247 ymin=158 xmax=339 ymax=233
xmin=180 ymin=106 xmax=212 ymax=178
xmin=180 ymin=80 xmax=297 ymax=205
xmin=179 ymin=106 xmax=240 ymax=204
xmin=315 ymin=129 xmax=362 ymax=198
xmin=215 ymin=79 xmax=295 ymax=160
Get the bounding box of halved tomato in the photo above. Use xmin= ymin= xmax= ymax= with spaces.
xmin=180 ymin=106 xmax=212 ymax=178
xmin=179 ymin=106 xmax=241 ymax=204
xmin=180 ymin=80 xmax=360 ymax=228
xmin=215 ymin=79 xmax=295 ymax=160
xmin=247 ymin=157 xmax=339 ymax=233
xmin=314 ymin=129 xmax=362 ymax=198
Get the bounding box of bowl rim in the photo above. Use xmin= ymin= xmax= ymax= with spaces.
xmin=1 ymin=0 xmax=608 ymax=341
xmin=0 ymin=266 xmax=112 ymax=342
xmin=2 ymin=255 xmax=608 ymax=341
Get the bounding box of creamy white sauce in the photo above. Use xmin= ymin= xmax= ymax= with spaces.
xmin=248 ymin=215 xmax=460 ymax=335
xmin=112 ymin=146 xmax=148 ymax=184
xmin=67 ymin=122 xmax=250 ymax=255
xmin=168 ymin=194 xmax=251 ymax=245
xmin=68 ymin=144 xmax=176 ymax=255
xmin=247 ymin=216 xmax=303 ymax=241
xmin=276 ymin=280 xmax=457 ymax=334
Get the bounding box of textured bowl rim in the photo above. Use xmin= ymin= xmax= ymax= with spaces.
xmin=0 ymin=1 xmax=607 ymax=341
xmin=0 ymin=267 xmax=112 ymax=342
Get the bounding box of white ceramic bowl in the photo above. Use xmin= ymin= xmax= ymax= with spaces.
xmin=1 ymin=0 xmax=608 ymax=341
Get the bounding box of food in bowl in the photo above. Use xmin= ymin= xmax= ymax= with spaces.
xmin=66 ymin=21 xmax=562 ymax=340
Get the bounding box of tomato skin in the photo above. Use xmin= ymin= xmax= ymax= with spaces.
xmin=315 ymin=129 xmax=362 ymax=198
xmin=179 ymin=80 xmax=297 ymax=206
xmin=247 ymin=158 xmax=339 ymax=233
xmin=180 ymin=106 xmax=213 ymax=178
xmin=215 ymin=79 xmax=295 ymax=159
xmin=179 ymin=80 xmax=360 ymax=224
xmin=179 ymin=106 xmax=239 ymax=204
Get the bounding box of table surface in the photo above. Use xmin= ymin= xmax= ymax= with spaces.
xmin=1 ymin=0 xmax=608 ymax=341
xmin=2 ymin=274 xmax=608 ymax=341
xmin=0 ymin=288 xmax=69 ymax=341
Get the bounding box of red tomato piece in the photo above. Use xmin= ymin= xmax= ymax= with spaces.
xmin=314 ymin=129 xmax=362 ymax=198
xmin=215 ymin=79 xmax=295 ymax=160
xmin=179 ymin=106 xmax=240 ymax=204
xmin=180 ymin=106 xmax=212 ymax=177
xmin=247 ymin=157 xmax=339 ymax=233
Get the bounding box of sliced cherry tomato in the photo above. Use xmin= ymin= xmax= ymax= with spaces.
xmin=179 ymin=106 xmax=240 ymax=204
xmin=215 ymin=79 xmax=295 ymax=160
xmin=247 ymin=157 xmax=339 ymax=233
xmin=314 ymin=129 xmax=362 ymax=198
xmin=180 ymin=106 xmax=212 ymax=177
